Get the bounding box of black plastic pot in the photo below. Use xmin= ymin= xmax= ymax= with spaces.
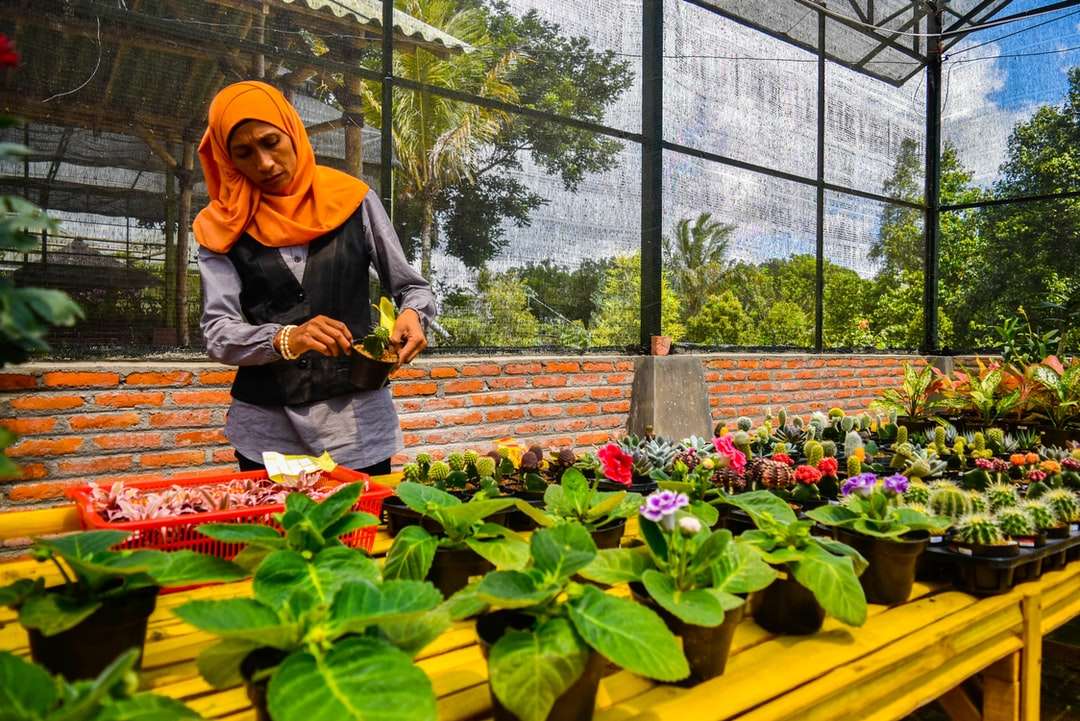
xmin=951 ymin=541 xmax=1021 ymax=558
xmin=751 ymin=574 xmax=825 ymax=636
xmin=1048 ymin=525 xmax=1072 ymax=540
xmin=630 ymin=582 xmax=745 ymax=684
xmin=590 ymin=519 xmax=627 ymax=550
xmin=477 ymin=611 xmax=606 ymax=721
xmin=428 ymin=545 xmax=494 ymax=597
xmin=349 ymin=349 xmax=396 ymax=390
xmin=598 ymin=476 xmax=657 ymax=495
xmin=504 ymin=492 xmax=545 ymax=532
xmin=241 ymin=647 xmax=288 ymax=721
xmin=29 ymin=586 xmax=158 ymax=680
xmin=722 ymin=508 xmax=756 ymax=536
xmin=383 ymin=497 xmax=510 ymax=537
xmin=836 ymin=528 xmax=928 ymax=605
xmin=1039 ymin=427 xmax=1080 ymax=448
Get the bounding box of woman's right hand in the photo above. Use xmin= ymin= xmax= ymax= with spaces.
xmin=277 ymin=315 xmax=353 ymax=357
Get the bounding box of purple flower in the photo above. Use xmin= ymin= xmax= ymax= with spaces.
xmin=841 ymin=472 xmax=877 ymax=497
xmin=640 ymin=490 xmax=690 ymax=530
xmin=883 ymin=474 xmax=909 ymax=496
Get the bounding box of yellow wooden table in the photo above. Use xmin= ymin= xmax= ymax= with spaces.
xmin=1 ymin=485 xmax=1077 ymax=721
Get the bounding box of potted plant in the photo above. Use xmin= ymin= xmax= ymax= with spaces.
xmin=513 ymin=468 xmax=642 ymax=549
xmin=1041 ymin=488 xmax=1080 ymax=537
xmin=463 ymin=523 xmax=689 ymax=721
xmin=177 ymin=543 xmax=445 ymax=721
xmin=651 ymin=456 xmax=729 ymax=527
xmin=0 ymin=648 xmax=201 ymax=720
xmin=871 ymin=362 xmax=946 ymax=434
xmin=580 ymin=490 xmax=775 ymax=682
xmin=382 ymin=482 xmax=525 ymax=595
xmin=0 ymin=531 xmax=244 ymax=680
xmin=600 ymin=435 xmax=676 ymax=493
xmin=938 ymin=360 xmax=1023 ymax=428
xmin=722 ymin=491 xmax=868 ymax=635
xmin=1027 ymin=356 xmax=1080 ymax=445
xmin=806 ymin=473 xmax=947 ymax=604
xmin=950 ymin=513 xmax=1019 ymax=557
xmin=350 ymin=296 xmax=399 ymax=390
xmin=386 ymin=451 xmax=504 ymax=535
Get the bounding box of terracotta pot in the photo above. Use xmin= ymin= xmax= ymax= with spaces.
xmin=650 ymin=335 xmax=672 ymax=356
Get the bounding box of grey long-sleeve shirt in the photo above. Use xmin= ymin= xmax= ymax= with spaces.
xmin=198 ymin=189 xmax=436 ymax=469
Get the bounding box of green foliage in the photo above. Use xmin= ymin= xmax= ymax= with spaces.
xmin=1021 ymin=500 xmax=1057 ymax=530
xmin=513 ymin=258 xmax=612 ymax=327
xmin=872 ymin=363 xmax=945 ymax=420
xmin=807 ymin=485 xmax=947 ymax=540
xmin=590 ymin=254 xmax=684 ymax=345
xmin=440 ymin=272 xmax=541 ymax=347
xmin=929 ymin=483 xmax=970 ymax=519
xmin=517 ymin=468 xmax=642 ymax=532
xmin=954 ymin=514 xmax=1007 ymax=546
xmin=1044 ymin=488 xmax=1080 ymax=523
xmin=664 ymin=212 xmax=735 ymax=321
xmin=995 ymin=507 xmax=1035 ymax=538
xmin=684 ymin=290 xmax=750 ymax=345
xmin=985 ymin=482 xmax=1020 ymax=512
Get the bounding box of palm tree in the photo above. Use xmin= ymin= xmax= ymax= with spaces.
xmin=360 ymin=0 xmax=518 ymax=278
xmin=664 ymin=212 xmax=735 ymax=319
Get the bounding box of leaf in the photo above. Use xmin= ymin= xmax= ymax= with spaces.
xmin=641 ymin=570 xmax=741 ymax=627
xmin=558 ymin=469 xmax=592 ymax=517
xmin=789 ymin=544 xmax=867 ymax=627
xmin=140 ymin=551 xmax=246 ymax=587
xmin=465 ymin=536 xmax=530 ymax=570
xmin=36 ymin=531 xmax=130 ymax=562
xmin=488 ymin=617 xmax=589 ymax=721
xmin=712 ymin=543 xmax=777 ymax=595
xmin=433 ymin=498 xmax=518 ymax=537
xmin=394 ymin=483 xmax=460 ymax=515
xmin=197 ymin=523 xmax=286 ymax=548
xmin=812 ymin=537 xmax=869 ymax=576
xmin=321 ymin=512 xmax=380 ymax=540
xmin=378 ymin=605 xmax=452 ymax=658
xmin=196 ymin=639 xmax=261 ymax=689
xmin=443 ymin=583 xmax=488 ymax=621
xmin=267 ymin=637 xmax=436 ymax=721
xmin=475 ymin=571 xmax=554 ymax=609
xmin=19 ymin=593 xmax=101 ymax=636
xmin=578 ymin=547 xmax=654 ymax=585
xmin=688 ymin=500 xmax=719 ymax=527
xmin=584 ymin=491 xmax=626 ymax=521
xmin=174 ymin=599 xmax=298 ymax=649
xmin=530 ymin=524 xmax=597 ymax=581
xmin=309 ymin=483 xmax=363 ymax=532
xmin=0 ymin=578 xmax=37 ymax=608
xmin=254 ymin=547 xmax=379 ymax=610
xmin=722 ymin=491 xmax=798 ymax=525
xmin=688 ymin=529 xmax=733 ymax=573
xmin=566 ymin=585 xmax=689 ymax=682
xmin=330 ymin=580 xmax=443 ymax=634
xmin=96 ymin=694 xmax=203 ymax=720
xmin=383 ymin=526 xmax=438 ymax=581
xmin=0 ymin=651 xmax=57 ymax=718
xmin=512 ymin=498 xmax=555 ymax=527
xmin=639 ymin=517 xmax=668 ymax=561
xmin=285 ymin=492 xmax=317 ymax=516
xmin=804 ymin=504 xmax=859 ymax=528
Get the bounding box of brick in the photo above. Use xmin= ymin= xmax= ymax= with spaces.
xmin=7 ymin=481 xmax=76 ymax=503
xmin=504 ymin=362 xmax=543 ymax=375
xmin=58 ymin=455 xmax=135 ymax=475
xmin=582 ymin=361 xmax=614 ymax=372
xmin=400 ymin=416 xmax=440 ymax=431
xmin=553 ymin=389 xmax=588 ymax=402
xmin=529 ymin=406 xmax=564 ymax=419
xmin=402 ymin=433 xmax=422 ymax=447
xmin=43 ymin=371 xmax=120 ymax=388
xmin=0 ymin=462 xmax=48 ymax=481
xmin=467 ymin=393 xmax=512 ymax=407
xmin=0 ymin=374 xmax=37 ymax=390
xmin=589 ymin=387 xmax=624 ymax=400
xmin=7 ymin=437 xmax=83 ymax=457
xmin=95 ymin=391 xmax=166 ymax=408
xmin=150 ymin=410 xmax=214 ymax=428
xmin=485 ymin=408 xmax=525 ymax=422
xmin=392 ymin=380 xmax=440 ymax=399
xmin=444 ymin=379 xmax=485 ymax=394
xmin=544 ymin=361 xmax=580 ymax=373
xmin=602 ymin=400 xmax=631 ymax=413
xmin=532 ymin=375 xmax=567 ymax=388
xmin=398 ymin=397 xmax=467 ymax=413
xmin=576 ymin=431 xmax=611 ymax=445
xmin=762 ymin=359 xmax=783 ymax=369
xmin=445 ymin=411 xmax=484 ymax=426
xmin=390 ymin=368 xmax=427 ymax=380
xmin=462 ymin=363 xmax=502 ymax=377
xmin=92 ymin=432 xmax=164 ymax=451
xmin=567 ymin=374 xmax=604 ymax=386
xmin=140 ymin=450 xmax=207 ymax=469
xmin=175 ymin=429 xmax=229 ymax=447
xmin=125 ymin=371 xmax=193 ymax=387
xmin=567 ymin=403 xmax=600 ymax=417
xmin=0 ymin=417 xmax=57 ymax=435
xmin=70 ymin=412 xmax=142 ymax=431
xmin=212 ymin=448 xmax=238 ymax=464
xmin=10 ymin=394 xmax=84 ymax=411
xmin=605 ymin=373 xmax=632 ymax=384
xmin=513 ymin=422 xmax=551 ymax=435
xmin=199 ymin=370 xmax=237 ymax=385
xmin=488 ymin=377 xmax=528 ymax=390
xmin=553 ymin=419 xmax=589 ymax=432
xmin=171 ymin=390 xmax=233 ymax=406
xmin=430 ymin=367 xmax=459 ymax=379
xmin=614 ymin=361 xmax=635 ymax=371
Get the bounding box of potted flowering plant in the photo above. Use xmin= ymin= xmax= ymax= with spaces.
xmin=722 ymin=491 xmax=868 ymax=635
xmin=463 ymin=524 xmax=689 ymax=721
xmin=580 ymin=490 xmax=775 ymax=682
xmin=962 ymin=457 xmax=1011 ymax=492
xmin=350 ymin=296 xmax=399 ymax=390
xmin=806 ymin=473 xmax=948 ymax=604
xmin=513 ymin=468 xmax=642 ymax=549
xmin=651 ymin=454 xmax=734 ymax=527
xmin=0 ymin=531 xmax=244 ymax=680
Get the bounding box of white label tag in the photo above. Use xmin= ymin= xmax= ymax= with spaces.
xmin=956 ymin=546 xmax=973 ymax=556
xmin=930 ymin=536 xmax=943 ymax=543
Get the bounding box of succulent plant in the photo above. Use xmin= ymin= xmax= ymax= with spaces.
xmin=941 ymin=423 xmax=959 ymax=444
xmin=844 ymin=430 xmax=863 ymax=460
xmin=860 ymin=413 xmax=872 ymax=431
xmin=804 ymin=440 xmax=824 ymax=467
xmin=711 ymin=467 xmax=745 ymax=493
xmin=986 ymin=428 xmax=1005 ymax=453
xmin=841 ymin=416 xmax=855 ymax=434
xmin=777 ymin=408 xmax=788 ymax=428
xmin=772 ymin=441 xmax=788 ymax=457
xmin=447 ymin=452 xmax=466 ymax=472
xmin=999 ymin=434 xmax=1020 ymax=454
xmin=973 ymin=432 xmax=986 ymax=453
xmin=966 ymin=490 xmax=989 ymax=514
xmin=904 ymin=479 xmax=931 ymax=506
xmin=746 ymin=457 xmax=795 ymax=491
xmin=1013 ymin=428 xmax=1041 ymax=450
xmin=821 ymin=440 xmax=837 ymax=458
xmin=415 ymin=452 xmax=432 ymax=466
xmin=1021 ymin=500 xmax=1057 ymax=530
xmin=934 ymin=425 xmax=946 ymax=449
xmin=731 ymin=430 xmax=754 ymax=459
xmin=773 ymin=423 xmax=807 ymax=448
xmin=996 ymin=507 xmax=1036 ymax=538
xmin=528 ymin=445 xmax=545 ymax=462
xmin=680 ymin=435 xmax=715 ymax=455
xmin=792 ymin=416 xmax=804 ymax=429
xmin=902 ymin=448 xmax=948 ymax=480
xmin=428 ymin=460 xmax=451 ymax=483
xmin=737 ymin=416 xmax=753 ymax=431
xmin=1043 ymin=488 xmax=1080 ymax=523
xmin=1040 ymin=445 xmax=1074 ymax=462
xmin=402 ymin=462 xmax=422 ymax=482
xmin=896 ymin=425 xmax=909 ymax=446
xmin=520 ymin=451 xmax=540 ymax=473
xmin=463 ymin=449 xmax=480 ymax=466
xmin=929 ymin=483 xmax=970 ymax=519
xmin=954 ymin=513 xmax=1007 ymax=546
xmin=986 ymin=481 xmax=1020 ymax=511
xmin=828 ymin=407 xmax=845 ymax=420
xmin=641 ymin=436 xmax=678 ymax=473
xmin=846 ymin=455 xmax=862 ymax=477
xmin=475 ymin=456 xmax=497 ymax=479
xmin=555 ymin=448 xmax=577 ymax=467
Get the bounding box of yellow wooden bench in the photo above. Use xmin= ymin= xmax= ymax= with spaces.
xmin=1 ymin=475 xmax=1076 ymax=721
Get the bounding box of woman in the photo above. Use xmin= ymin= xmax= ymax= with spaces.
xmin=194 ymin=81 xmax=434 ymax=476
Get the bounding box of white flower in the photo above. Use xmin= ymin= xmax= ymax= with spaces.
xmin=678 ymin=516 xmax=703 ymax=535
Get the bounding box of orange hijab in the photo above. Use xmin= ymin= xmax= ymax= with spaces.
xmin=193 ymin=81 xmax=368 ymax=253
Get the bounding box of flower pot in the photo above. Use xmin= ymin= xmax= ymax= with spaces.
xmin=349 ymin=348 xmax=396 ymax=390
xmin=384 ymin=496 xmax=510 ymax=536
xmin=950 ymin=540 xmax=1021 ymax=558
xmin=1048 ymin=524 xmax=1072 ymax=540
xmin=504 ymin=491 xmax=545 ymax=532
xmin=650 ymin=335 xmax=672 ymax=356
xmin=836 ymin=528 xmax=928 ymax=605
xmin=751 ymin=574 xmax=825 ymax=635
xmin=477 ymin=611 xmax=606 ymax=721
xmin=722 ymin=508 xmax=756 ymax=536
xmin=241 ymin=647 xmax=288 ymax=721
xmin=630 ymin=582 xmax=745 ymax=684
xmin=1039 ymin=427 xmax=1080 ymax=448
xmin=28 ymin=586 xmax=158 ymax=680
xmin=598 ymin=476 xmax=658 ymax=495
xmin=428 ymin=545 xmax=494 ymax=597
xmin=589 ymin=518 xmax=627 ymax=550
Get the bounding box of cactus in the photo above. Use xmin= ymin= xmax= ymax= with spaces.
xmin=934 ymin=426 xmax=946 ymax=450
xmin=447 ymin=452 xmax=466 ymax=472
xmin=746 ymin=457 xmax=795 ymax=491
xmin=896 ymin=425 xmax=909 ymax=446
xmin=475 ymin=456 xmax=497 ymax=479
xmin=1026 ymin=479 xmax=1051 ymax=500
xmin=772 ymin=441 xmax=788 ymax=457
xmin=777 ymin=409 xmax=788 ymax=428
xmin=821 ymin=440 xmax=837 ymax=458
xmin=844 ymin=430 xmax=864 ymax=460
xmin=860 ymin=413 xmax=872 ymax=431
xmin=755 ymin=427 xmax=770 ymax=444
xmin=1021 ymin=500 xmax=1056 ymax=531
xmin=929 ymin=484 xmax=970 ymax=519
xmin=955 ymin=513 xmax=1007 ymax=546
xmin=428 ymin=461 xmax=451 ymax=483
xmin=904 ymin=479 xmax=931 ymax=506
xmin=1043 ymin=488 xmax=1080 ymax=523
xmin=402 ymin=462 xmax=421 ymax=482
xmin=463 ymin=449 xmax=479 ymax=466
xmin=987 ymin=428 xmax=1005 ymax=452
xmin=520 ymin=451 xmax=540 ymax=473
xmin=965 ymin=490 xmax=989 ymax=514
xmin=804 ymin=440 xmax=824 ymax=467
xmin=737 ymin=416 xmax=753 ymax=432
xmin=996 ymin=507 xmax=1036 ymax=538
xmin=828 ymin=407 xmax=845 ymax=420
xmin=986 ymin=481 xmax=1020 ymax=511
xmin=415 ymin=452 xmax=432 ymax=466
xmin=846 ymin=455 xmax=862 ymax=477
xmin=973 ymin=432 xmax=986 ymax=453
xmin=841 ymin=416 xmax=855 ymax=434
xmin=732 ymin=431 xmax=754 ymax=460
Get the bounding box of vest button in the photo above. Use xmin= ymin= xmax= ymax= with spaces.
xmin=297 ymin=358 xmax=309 ymax=368
xmin=296 ymin=289 xmax=306 ymax=301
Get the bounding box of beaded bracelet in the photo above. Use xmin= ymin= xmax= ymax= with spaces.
xmin=279 ymin=325 xmax=298 ymax=361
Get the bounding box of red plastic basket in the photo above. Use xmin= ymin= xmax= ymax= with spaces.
xmin=68 ymin=466 xmax=391 ymax=557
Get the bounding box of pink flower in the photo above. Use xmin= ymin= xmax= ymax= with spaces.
xmin=0 ymin=35 xmax=19 ymax=68
xmin=712 ymin=435 xmax=746 ymax=476
xmin=598 ymin=443 xmax=634 ymax=486
xmin=975 ymin=458 xmax=994 ymax=470
xmin=1026 ymin=469 xmax=1048 ymax=483
xmin=816 ymin=457 xmax=838 ymax=478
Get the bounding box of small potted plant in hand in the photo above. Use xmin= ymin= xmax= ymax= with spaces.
xmin=723 ymin=491 xmax=868 ymax=635
xmin=580 ymin=490 xmax=775 ymax=682
xmin=513 ymin=468 xmax=642 ymax=549
xmin=350 ymin=296 xmax=399 ymax=389
xmin=464 ymin=524 xmax=689 ymax=721
xmin=0 ymin=531 xmax=244 ymax=679
xmin=806 ymin=473 xmax=947 ymax=604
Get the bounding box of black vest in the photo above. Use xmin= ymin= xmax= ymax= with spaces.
xmin=226 ymin=209 xmax=371 ymax=406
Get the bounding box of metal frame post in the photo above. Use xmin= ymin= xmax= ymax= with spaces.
xmin=381 ymin=0 xmax=394 ymax=216
xmin=815 ymin=10 xmax=826 ymax=352
xmin=924 ymin=2 xmax=943 ymax=352
xmin=641 ymin=0 xmax=664 ymax=350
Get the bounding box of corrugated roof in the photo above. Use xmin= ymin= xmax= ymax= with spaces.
xmin=286 ymin=0 xmax=472 ymax=53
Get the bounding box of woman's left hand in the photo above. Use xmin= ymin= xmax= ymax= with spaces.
xmin=391 ymin=308 xmax=427 ymax=365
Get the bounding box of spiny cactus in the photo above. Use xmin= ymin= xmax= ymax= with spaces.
xmin=428 ymin=461 xmax=451 ymax=483
xmin=934 ymin=426 xmax=946 ymax=451
xmin=828 ymin=407 xmax=845 ymax=420
xmin=844 ymin=430 xmax=864 ymax=459
xmin=930 ymin=484 xmax=970 ymax=519
xmin=777 ymin=408 xmax=788 ymax=428
xmin=955 ymin=513 xmax=1007 ymax=546
xmin=986 ymin=481 xmax=1020 ymax=511
xmin=746 ymin=457 xmax=795 ymax=491
xmin=520 ymin=451 xmax=540 ymax=473
xmin=1044 ymin=488 xmax=1080 ymax=523
xmin=821 ymin=440 xmax=837 ymax=458
xmin=804 ymin=440 xmax=824 ymax=468
xmin=737 ymin=416 xmax=753 ymax=432
xmin=475 ymin=456 xmax=497 ymax=479
xmin=902 ymin=448 xmax=948 ymax=480
xmin=415 ymin=452 xmax=432 ymax=466
xmin=860 ymin=413 xmax=872 ymax=432
xmin=987 ymin=428 xmax=1005 ymax=452
xmin=463 ymin=449 xmax=479 ymax=466
xmin=996 ymin=507 xmax=1036 ymax=538
xmin=732 ymin=431 xmax=754 ymax=460
xmin=402 ymin=462 xmax=422 ymax=482
xmin=772 ymin=441 xmax=788 ymax=457
xmin=447 ymin=452 xmax=466 ymax=472
xmin=792 ymin=416 xmax=804 ymax=429
xmin=973 ymin=432 xmax=986 ymax=453
xmin=846 ymin=455 xmax=862 ymax=477
xmin=904 ymin=479 xmax=931 ymax=506
xmin=896 ymin=425 xmax=909 ymax=446
xmin=1021 ymin=500 xmax=1056 ymax=530
xmin=966 ymin=490 xmax=989 ymax=514
xmin=841 ymin=416 xmax=855 ymax=433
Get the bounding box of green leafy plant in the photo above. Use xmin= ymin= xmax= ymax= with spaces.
xmin=651 ymin=458 xmax=727 ymax=526
xmin=0 ymin=648 xmax=200 ymax=721
xmin=722 ymin=491 xmax=868 ymax=626
xmin=0 ymin=530 xmax=244 ymax=638
xmin=806 ymin=474 xmax=947 ymax=540
xmin=1027 ymin=356 xmax=1080 ymax=429
xmin=513 ymin=467 xmax=642 ymax=533
xmin=995 ymin=507 xmax=1036 ymax=538
xmin=938 ymin=361 xmax=1022 ymax=426
xmin=871 ymin=362 xmax=946 ymax=421
xmin=463 ymin=524 xmax=690 ymax=721
xmin=358 ymin=296 xmax=397 ymax=360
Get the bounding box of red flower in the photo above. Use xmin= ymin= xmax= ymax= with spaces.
xmin=598 ymin=443 xmax=633 ymax=486
xmin=771 ymin=453 xmax=795 ymax=467
xmin=1026 ymin=469 xmax=1047 ymax=483
xmin=816 ymin=457 xmax=839 ymax=478
xmin=794 ymin=465 xmax=822 ymax=485
xmin=0 ymin=35 xmax=19 ymax=68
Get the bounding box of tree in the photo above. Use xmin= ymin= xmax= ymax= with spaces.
xmin=590 ymin=254 xmax=684 ymax=346
xmin=513 ymin=257 xmax=612 ymax=326
xmin=759 ymin=301 xmax=811 ymax=347
xmin=872 ymin=137 xmax=924 ymax=278
xmin=439 ymin=270 xmax=540 ymax=346
xmin=664 ymin=212 xmax=735 ymax=320
xmin=685 ymin=290 xmax=749 ymax=345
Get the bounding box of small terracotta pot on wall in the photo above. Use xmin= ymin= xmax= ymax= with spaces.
xmin=650 ymin=335 xmax=672 ymax=356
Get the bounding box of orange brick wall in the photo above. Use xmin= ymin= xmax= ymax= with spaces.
xmin=0 ymin=354 xmax=917 ymax=508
